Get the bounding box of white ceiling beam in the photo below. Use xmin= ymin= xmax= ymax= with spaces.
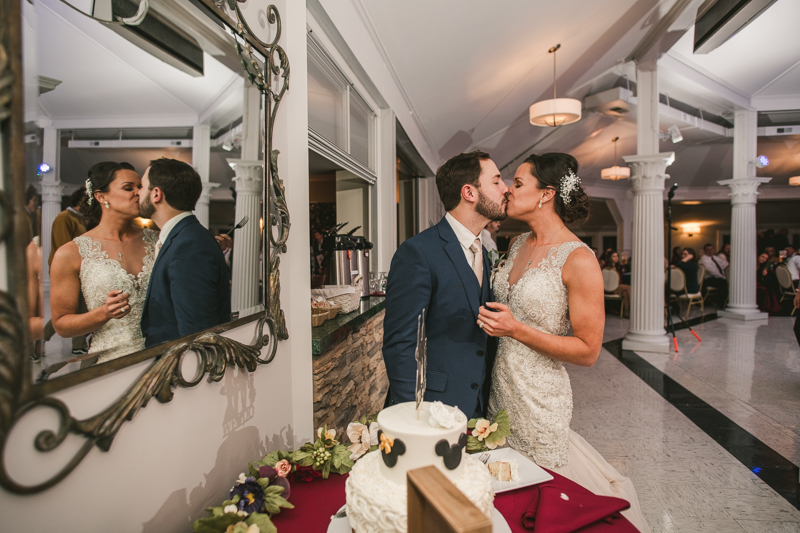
xmin=751 ymin=95 xmax=800 ymax=112
xmin=670 ymin=185 xmax=800 ymax=201
xmin=51 ymin=115 xmax=198 ymax=130
xmin=197 ymin=77 xmax=243 ymax=125
xmin=625 ymin=0 xmax=700 ymax=63
xmin=659 ymin=53 xmax=751 ymax=109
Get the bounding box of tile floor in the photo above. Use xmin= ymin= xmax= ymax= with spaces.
xmin=568 ymin=311 xmax=800 ymax=532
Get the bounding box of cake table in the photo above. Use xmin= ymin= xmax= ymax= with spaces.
xmin=270 ymin=468 xmax=639 ymax=532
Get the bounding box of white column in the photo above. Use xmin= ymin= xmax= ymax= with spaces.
xmin=717 ymin=178 xmax=770 ymax=320
xmin=372 ymin=108 xmax=397 ymax=273
xmin=718 ymin=108 xmax=771 ymax=321
xmin=228 ymin=159 xmax=263 ymax=313
xmin=40 ymin=126 xmax=63 ymax=289
xmin=636 ymin=59 xmax=660 ymax=155
xmin=622 ymin=153 xmax=675 ymax=353
xmin=192 ymin=124 xmax=218 ymax=228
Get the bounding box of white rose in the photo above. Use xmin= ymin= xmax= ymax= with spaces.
xmin=428 ymin=401 xmax=465 ymax=429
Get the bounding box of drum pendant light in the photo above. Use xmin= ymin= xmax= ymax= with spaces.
xmin=601 ymin=137 xmax=630 ymax=181
xmin=529 ymin=44 xmax=582 ymax=127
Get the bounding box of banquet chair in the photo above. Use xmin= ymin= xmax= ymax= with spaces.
xmin=602 ymin=268 xmax=624 ymax=318
xmin=669 ymin=267 xmax=704 ymax=319
xmin=698 ymin=263 xmax=717 ymax=304
xmin=775 ymin=264 xmax=797 ymax=316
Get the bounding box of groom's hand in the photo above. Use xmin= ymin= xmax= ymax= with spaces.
xmin=102 ymin=290 xmax=132 ymax=320
xmin=477 ymin=302 xmax=518 ymax=338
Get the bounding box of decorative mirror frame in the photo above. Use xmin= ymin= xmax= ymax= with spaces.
xmin=0 ymin=0 xmax=290 ymax=494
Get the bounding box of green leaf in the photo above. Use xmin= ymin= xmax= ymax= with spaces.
xmin=248 ymin=462 xmax=261 ymax=477
xmin=245 ymin=513 xmax=278 ymax=533
xmin=263 ymin=485 xmax=285 ymax=496
xmin=256 ymin=477 xmax=271 ymax=491
xmin=192 ymin=513 xmax=242 ymax=533
xmin=485 ymin=410 xmax=511 ymax=442
xmin=205 ymin=505 xmax=225 ymax=517
xmin=467 ymin=418 xmax=479 ymax=430
xmin=465 ymin=435 xmax=487 ymax=453
xmin=321 ymin=460 xmax=331 ymax=479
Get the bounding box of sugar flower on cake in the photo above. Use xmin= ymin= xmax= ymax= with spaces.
xmin=345 ymin=422 xmax=373 ymax=460
xmin=273 ymin=459 xmax=292 ymax=477
xmin=428 ymin=401 xmax=465 ymax=429
xmin=229 ymin=477 xmax=266 ymax=515
xmin=223 ymin=504 xmax=248 ymax=517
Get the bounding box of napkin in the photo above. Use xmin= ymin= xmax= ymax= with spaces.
xmin=521 ymin=485 xmax=630 ymax=532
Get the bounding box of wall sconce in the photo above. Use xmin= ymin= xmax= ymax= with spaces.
xmin=682 ymin=223 xmax=701 ymax=237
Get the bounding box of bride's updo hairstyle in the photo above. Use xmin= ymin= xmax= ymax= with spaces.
xmin=81 ymin=161 xmax=125 ymax=229
xmin=523 ymin=152 xmax=590 ymax=224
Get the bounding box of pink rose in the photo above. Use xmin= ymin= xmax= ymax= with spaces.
xmin=275 ymin=459 xmax=292 ymax=477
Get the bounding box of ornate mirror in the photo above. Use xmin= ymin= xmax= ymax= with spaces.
xmin=0 ymin=0 xmax=289 ymax=493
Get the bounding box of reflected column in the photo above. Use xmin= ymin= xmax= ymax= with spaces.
xmin=227 ymin=159 xmax=263 ymax=313
xmin=40 ymin=126 xmax=63 ymax=291
xmin=192 ymin=124 xmax=218 ymax=228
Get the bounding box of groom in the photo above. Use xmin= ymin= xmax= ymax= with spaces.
xmin=140 ymin=158 xmax=231 ymax=347
xmin=383 ymin=151 xmax=508 ymax=418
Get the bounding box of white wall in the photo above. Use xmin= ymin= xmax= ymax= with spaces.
xmin=0 ymin=1 xmax=313 ymax=530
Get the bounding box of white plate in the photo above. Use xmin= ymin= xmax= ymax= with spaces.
xmin=483 ymin=447 xmax=554 ymax=493
xmin=327 ymin=508 xmax=511 ymax=533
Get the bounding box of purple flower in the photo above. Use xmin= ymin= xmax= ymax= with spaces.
xmin=229 ymin=477 xmax=265 ymax=515
xmin=259 ymin=465 xmax=292 ymax=500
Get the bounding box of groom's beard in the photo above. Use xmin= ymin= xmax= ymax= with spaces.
xmin=139 ymin=195 xmax=155 ymax=219
xmin=476 ymin=189 xmax=507 ymax=221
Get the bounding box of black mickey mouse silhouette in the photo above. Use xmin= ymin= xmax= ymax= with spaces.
xmin=378 ymin=430 xmax=406 ymax=468
xmin=435 ymin=433 xmax=468 ymax=470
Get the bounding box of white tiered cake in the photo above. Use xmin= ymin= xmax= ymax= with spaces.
xmin=345 ymin=401 xmax=494 ymax=533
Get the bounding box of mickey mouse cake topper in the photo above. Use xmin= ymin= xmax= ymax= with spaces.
xmin=435 ymin=433 xmax=468 ymax=470
xmin=378 ymin=430 xmax=406 ymax=468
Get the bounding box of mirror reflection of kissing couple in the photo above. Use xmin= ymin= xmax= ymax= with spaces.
xmin=382 ymin=151 xmax=650 ymax=532
xmin=50 ymin=158 xmax=231 ymax=364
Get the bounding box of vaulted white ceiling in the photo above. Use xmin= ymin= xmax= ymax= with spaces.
xmin=358 ymin=0 xmax=800 ymax=193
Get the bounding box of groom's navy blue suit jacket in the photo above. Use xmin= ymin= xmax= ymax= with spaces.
xmin=382 ymin=216 xmax=497 ymax=418
xmin=141 ymin=214 xmax=231 ymax=347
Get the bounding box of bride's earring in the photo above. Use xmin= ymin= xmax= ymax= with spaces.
xmin=104 ymin=201 xmax=110 ymax=208
xmin=538 ymin=198 xmax=543 ymax=209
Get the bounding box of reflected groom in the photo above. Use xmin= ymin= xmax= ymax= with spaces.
xmin=140 ymin=158 xmax=231 ymax=347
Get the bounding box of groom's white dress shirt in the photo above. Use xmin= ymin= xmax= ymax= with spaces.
xmin=445 ymin=212 xmax=483 ymax=267
xmin=154 ymin=211 xmax=192 ymax=262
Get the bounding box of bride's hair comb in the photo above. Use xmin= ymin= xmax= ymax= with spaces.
xmin=85 ymin=178 xmax=94 ymax=205
xmin=559 ymin=170 xmax=580 ymax=204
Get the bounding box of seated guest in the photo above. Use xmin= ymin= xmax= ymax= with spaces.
xmin=721 ymin=243 xmax=731 ymax=262
xmin=764 ymin=246 xmax=779 ymax=265
xmin=699 ymin=243 xmax=728 ymax=308
xmin=672 ymin=248 xmax=699 ymax=294
xmin=757 ymin=252 xmax=780 ymax=313
xmin=139 ymin=158 xmax=231 ymax=347
xmin=669 ymin=246 xmax=682 ymax=266
xmin=603 ymin=250 xmax=631 ymax=318
xmin=786 ymin=247 xmax=800 ymax=289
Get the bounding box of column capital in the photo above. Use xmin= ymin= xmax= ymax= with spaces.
xmin=40 ymin=181 xmax=64 ymax=203
xmin=200 ymin=181 xmax=220 ymax=198
xmin=717 ymin=177 xmax=772 ymax=205
xmin=623 ymin=152 xmax=675 ymax=193
xmin=228 ymin=159 xmax=264 ymax=194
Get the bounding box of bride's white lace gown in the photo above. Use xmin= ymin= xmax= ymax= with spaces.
xmin=489 ymin=236 xmax=650 ymax=532
xmin=74 ymin=229 xmax=158 ymax=364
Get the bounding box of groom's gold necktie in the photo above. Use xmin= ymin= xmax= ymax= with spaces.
xmin=153 ymin=241 xmax=163 ymax=262
xmin=470 ymin=238 xmax=483 ymax=288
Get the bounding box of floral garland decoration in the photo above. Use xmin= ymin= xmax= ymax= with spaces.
xmin=466 ymin=410 xmax=510 ymax=453
xmin=193 ymin=410 xmax=509 ymax=532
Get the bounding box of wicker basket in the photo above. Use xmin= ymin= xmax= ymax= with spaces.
xmin=311 ymin=307 xmax=328 ymax=327
xmin=329 ymin=292 xmax=360 ymax=313
xmin=326 ymin=305 xmax=342 ymax=319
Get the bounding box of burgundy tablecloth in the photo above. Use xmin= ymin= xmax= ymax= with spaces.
xmin=270 ymin=469 xmax=637 ymax=532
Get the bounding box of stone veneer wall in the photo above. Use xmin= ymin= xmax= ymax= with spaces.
xmin=313 ymin=310 xmax=388 ymax=434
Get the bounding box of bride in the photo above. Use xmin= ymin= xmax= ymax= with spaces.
xmin=50 ymin=162 xmax=157 ymax=364
xmin=477 ymin=153 xmax=650 ymax=532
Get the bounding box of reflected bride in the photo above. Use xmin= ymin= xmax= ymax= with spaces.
xmin=50 ymin=162 xmax=157 ymax=364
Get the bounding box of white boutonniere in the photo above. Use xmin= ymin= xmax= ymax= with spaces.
xmin=488 ymin=250 xmax=506 ymax=290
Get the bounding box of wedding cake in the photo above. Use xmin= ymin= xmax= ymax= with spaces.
xmin=345 ymin=401 xmax=494 ymax=533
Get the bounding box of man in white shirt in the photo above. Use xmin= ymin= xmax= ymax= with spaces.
xmin=481 ymin=221 xmax=500 ymax=253
xmin=699 ymin=243 xmax=728 ymax=308
xmin=785 ymin=247 xmax=800 ymax=288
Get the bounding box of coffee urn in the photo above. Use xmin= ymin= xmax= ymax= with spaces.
xmin=352 ymin=235 xmax=373 ymax=298
xmin=322 ymin=232 xmax=358 ymax=287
